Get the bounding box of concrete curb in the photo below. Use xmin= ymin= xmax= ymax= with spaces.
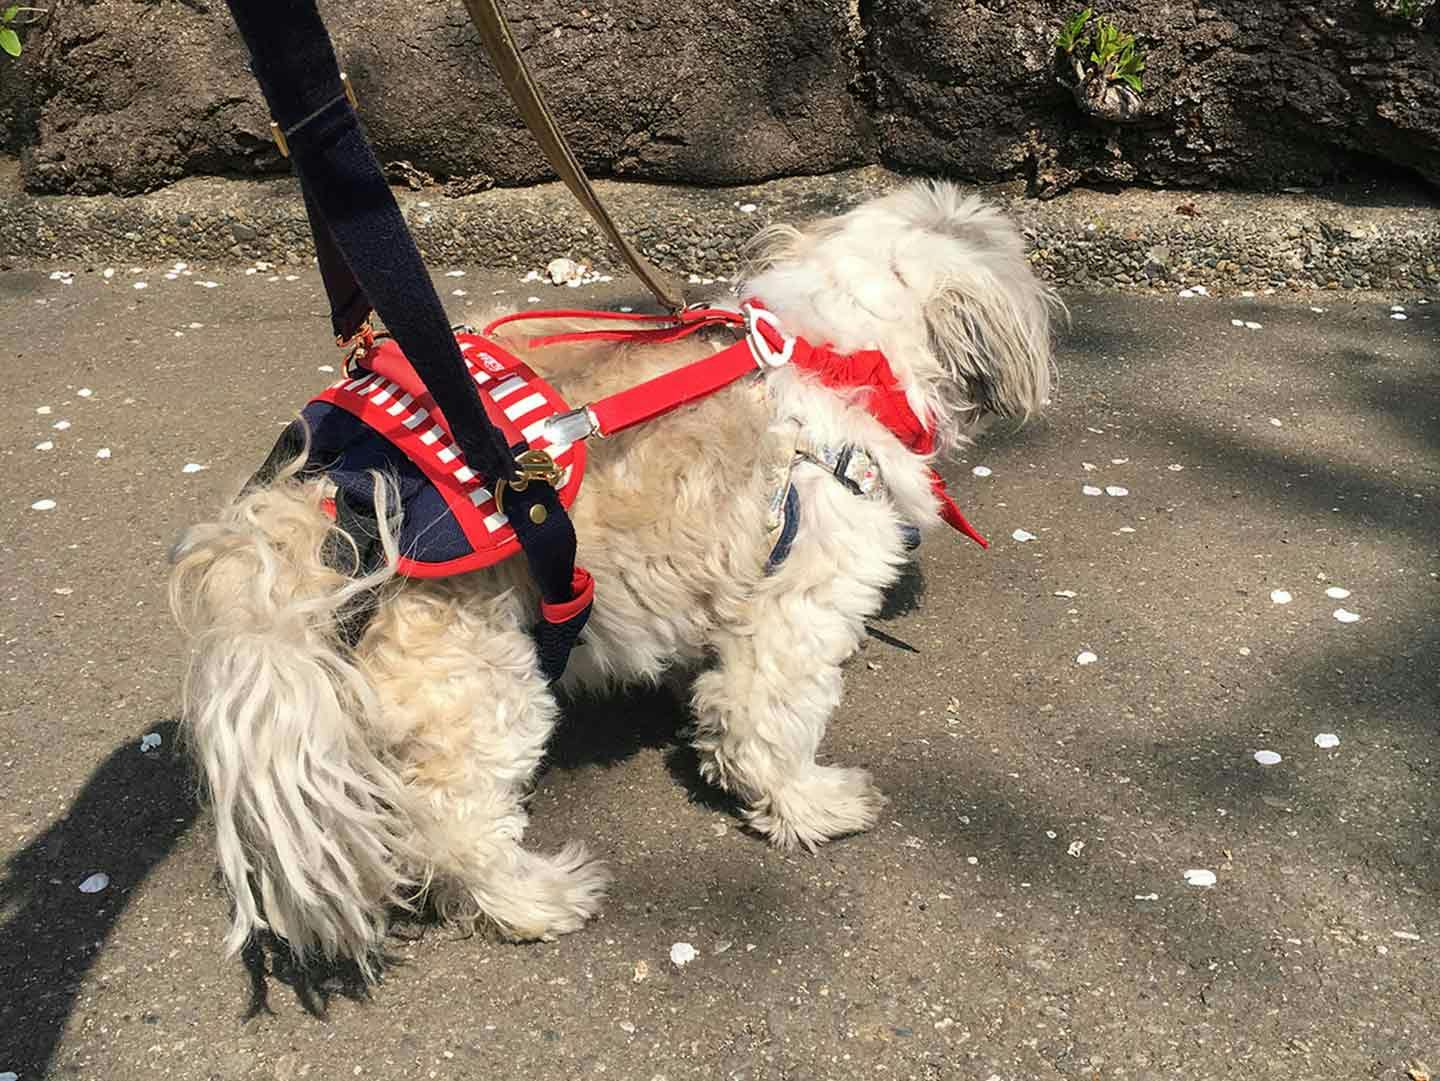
xmin=3 ymin=165 xmax=1437 ymax=296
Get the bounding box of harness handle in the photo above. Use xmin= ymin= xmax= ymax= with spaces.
xmin=226 ymin=0 xmax=588 ymax=661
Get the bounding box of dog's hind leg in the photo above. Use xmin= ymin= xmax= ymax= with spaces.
xmin=359 ymin=588 xmax=610 ymax=940
xmin=688 ymin=472 xmax=906 ymax=851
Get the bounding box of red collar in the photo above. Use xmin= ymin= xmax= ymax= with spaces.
xmin=809 ymin=351 xmax=987 ymax=548
xmin=485 ymin=304 xmax=987 ymax=548
xmin=787 ymin=344 xmax=935 ymax=455
xmin=748 ymin=306 xmax=987 ymax=549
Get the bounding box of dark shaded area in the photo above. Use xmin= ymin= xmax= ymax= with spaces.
xmin=0 ymin=721 xmax=199 ymax=1080
xmin=239 ymin=933 xmax=374 ymax=1021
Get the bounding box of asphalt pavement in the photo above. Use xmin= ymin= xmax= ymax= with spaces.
xmin=2 ymin=264 xmax=1436 ymax=1080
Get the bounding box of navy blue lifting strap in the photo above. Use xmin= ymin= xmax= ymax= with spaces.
xmin=225 ymin=0 xmax=587 ymax=673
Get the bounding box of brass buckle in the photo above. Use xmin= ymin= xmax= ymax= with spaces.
xmin=336 ymin=316 xmax=375 ymax=352
xmin=494 ymin=449 xmax=564 ymax=521
xmin=271 ymin=73 xmax=359 ymax=159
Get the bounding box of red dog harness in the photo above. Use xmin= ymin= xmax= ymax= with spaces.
xmin=307 ymin=330 xmax=586 ymax=577
xmin=486 ymin=302 xmax=988 ymax=548
xmin=299 ymin=302 xmax=985 ymax=586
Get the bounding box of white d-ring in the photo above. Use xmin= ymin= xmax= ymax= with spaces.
xmin=744 ymin=305 xmax=796 ymax=369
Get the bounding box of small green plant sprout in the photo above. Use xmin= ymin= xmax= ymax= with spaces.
xmin=1055 ymin=8 xmax=1093 ymax=55
xmin=1373 ymin=0 xmax=1434 ymax=27
xmin=1055 ymin=9 xmax=1147 ymax=121
xmin=1089 ymin=17 xmax=1145 ymax=94
xmin=1 ymin=5 xmax=46 ymax=58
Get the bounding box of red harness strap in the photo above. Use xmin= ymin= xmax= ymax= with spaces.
xmin=486 ymin=305 xmax=988 ymax=548
xmin=485 ymin=307 xmax=759 ymax=437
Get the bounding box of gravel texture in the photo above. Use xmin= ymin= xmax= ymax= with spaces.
xmin=3 ymin=163 xmax=1438 ymax=297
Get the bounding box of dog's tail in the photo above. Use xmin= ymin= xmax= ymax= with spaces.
xmin=169 ymin=458 xmax=415 ymax=976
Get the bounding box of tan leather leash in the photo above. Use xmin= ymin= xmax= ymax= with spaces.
xmin=459 ymin=0 xmax=687 ymax=314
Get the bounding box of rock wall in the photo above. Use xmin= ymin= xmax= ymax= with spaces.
xmin=7 ymin=0 xmax=1439 ymax=197
xmin=868 ymin=1 xmax=1440 ymax=195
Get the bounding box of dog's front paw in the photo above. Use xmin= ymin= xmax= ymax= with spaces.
xmin=487 ymin=842 xmax=612 ymax=942
xmin=745 ymin=765 xmax=886 ymax=852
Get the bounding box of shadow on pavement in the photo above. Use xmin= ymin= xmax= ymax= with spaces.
xmin=0 ymin=720 xmax=199 ymax=1079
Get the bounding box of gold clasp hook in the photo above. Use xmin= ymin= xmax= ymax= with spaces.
xmin=494 ymin=449 xmax=564 ymax=523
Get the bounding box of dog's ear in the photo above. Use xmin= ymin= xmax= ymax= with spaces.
xmin=887 ymin=183 xmax=1059 ymax=424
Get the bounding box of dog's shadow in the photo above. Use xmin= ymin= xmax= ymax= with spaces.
xmin=0 ymin=719 xmax=201 ymax=1078
xmin=546 ymin=678 xmax=738 ymax=816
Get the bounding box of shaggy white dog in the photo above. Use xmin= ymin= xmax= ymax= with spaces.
xmin=169 ymin=181 xmax=1058 ymax=977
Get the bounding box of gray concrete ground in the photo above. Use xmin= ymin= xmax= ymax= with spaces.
xmin=1 ymin=264 xmax=1437 ymax=1081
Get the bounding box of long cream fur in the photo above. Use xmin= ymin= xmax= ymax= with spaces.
xmin=170 ymin=180 xmax=1059 ymax=974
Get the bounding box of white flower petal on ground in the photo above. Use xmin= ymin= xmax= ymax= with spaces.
xmin=1082 ymin=485 xmax=1102 ymax=496
xmin=1075 ymin=651 xmax=1098 ymax=666
xmin=182 ymin=462 xmax=207 ymax=474
xmin=1314 ymin=733 xmax=1340 ymax=749
xmin=1270 ymin=590 xmax=1292 ymax=605
xmin=669 ymin=942 xmax=698 ymax=967
xmin=971 ymin=465 xmax=993 ymax=477
xmin=96 ymin=448 xmax=111 ymax=459
xmin=31 ymin=499 xmax=57 ymax=511
xmin=79 ymin=872 xmax=110 ymax=893
xmin=1183 ymin=869 xmax=1216 ymax=887
xmin=1325 ymin=586 xmax=1351 ymax=599
xmin=1333 ymin=608 xmax=1360 ymax=623
xmin=1105 ymin=485 xmax=1129 ymax=497
xmin=1012 ymin=529 xmax=1037 ymax=543
xmin=1254 ymin=750 xmax=1282 ymax=766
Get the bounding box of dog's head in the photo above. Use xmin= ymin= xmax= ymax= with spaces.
xmin=741 ymin=181 xmax=1059 ymax=448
